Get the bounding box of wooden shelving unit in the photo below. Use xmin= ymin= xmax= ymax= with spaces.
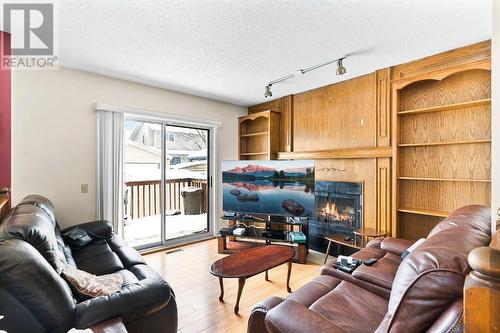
xmin=239 ymin=131 xmax=269 ymax=138
xmin=276 ymin=146 xmax=392 ymax=160
xmin=397 ymin=98 xmax=491 ymax=115
xmin=397 ymin=207 xmax=449 ymax=218
xmin=239 ymin=152 xmax=269 ymax=156
xmin=398 ymin=177 xmax=491 ymax=183
xmin=238 ymin=110 xmax=280 ymax=160
xmin=392 ymin=62 xmax=492 ymax=240
xmin=397 ymin=139 xmax=491 ymax=147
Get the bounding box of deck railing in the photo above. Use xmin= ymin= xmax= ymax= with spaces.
xmin=124 ymin=178 xmax=208 ymax=220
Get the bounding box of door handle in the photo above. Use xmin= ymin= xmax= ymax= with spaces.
xmin=123 ymin=188 xmax=129 ymax=205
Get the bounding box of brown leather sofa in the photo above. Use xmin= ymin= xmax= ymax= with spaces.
xmin=248 ymin=205 xmax=491 ymax=333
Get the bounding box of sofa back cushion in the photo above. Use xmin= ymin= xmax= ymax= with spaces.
xmin=0 ymin=195 xmax=70 ymax=272
xmin=19 ymin=194 xmax=57 ymax=223
xmin=0 ymin=238 xmax=75 ymax=333
xmin=375 ymin=205 xmax=491 ymax=332
xmin=427 ymin=205 xmax=491 ymax=238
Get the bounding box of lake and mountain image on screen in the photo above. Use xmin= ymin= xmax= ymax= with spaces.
xmin=222 ymin=160 xmax=315 ymax=217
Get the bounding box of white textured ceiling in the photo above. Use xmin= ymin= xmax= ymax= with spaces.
xmin=54 ymin=0 xmax=492 ymax=106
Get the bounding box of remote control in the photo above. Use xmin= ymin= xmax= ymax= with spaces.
xmin=363 ymin=258 xmax=378 ymax=266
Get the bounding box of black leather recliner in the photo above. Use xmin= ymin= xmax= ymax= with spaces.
xmin=0 ymin=195 xmax=178 ymax=333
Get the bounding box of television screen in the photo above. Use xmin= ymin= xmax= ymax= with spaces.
xmin=222 ymin=160 xmax=315 ymax=217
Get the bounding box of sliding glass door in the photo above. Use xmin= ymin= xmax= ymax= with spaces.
xmin=123 ymin=119 xmax=162 ymax=247
xmin=122 ymin=118 xmax=211 ymax=249
xmin=164 ymin=125 xmax=209 ymax=240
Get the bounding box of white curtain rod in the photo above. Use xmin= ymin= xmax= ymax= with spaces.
xmin=93 ymin=102 xmax=222 ymax=128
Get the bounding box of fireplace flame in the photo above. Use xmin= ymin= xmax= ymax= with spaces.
xmin=319 ymin=202 xmax=353 ymax=222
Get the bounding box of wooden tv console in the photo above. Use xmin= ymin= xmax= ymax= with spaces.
xmin=217 ymin=216 xmax=309 ymax=264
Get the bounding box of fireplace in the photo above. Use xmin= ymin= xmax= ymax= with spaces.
xmin=309 ymin=181 xmax=363 ymax=253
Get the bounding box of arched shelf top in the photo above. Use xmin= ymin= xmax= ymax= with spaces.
xmin=238 ymin=110 xmax=278 ymax=123
xmin=393 ymin=59 xmax=491 ymax=90
xmin=239 ymin=114 xmax=268 ymax=123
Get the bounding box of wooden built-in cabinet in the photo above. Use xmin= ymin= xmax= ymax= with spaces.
xmin=391 ymin=41 xmax=491 ymax=239
xmin=248 ymin=96 xmax=293 ymax=153
xmin=238 ymin=110 xmax=280 ymax=160
xmin=244 ymin=40 xmax=491 ymax=241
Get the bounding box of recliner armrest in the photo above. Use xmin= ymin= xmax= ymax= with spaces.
xmin=380 ymin=237 xmax=414 ymax=256
xmin=248 ymin=296 xmax=285 ymax=333
xmin=265 ymin=300 xmax=345 ymax=333
xmin=63 ymin=221 xmax=113 ymax=240
xmin=366 ymin=237 xmax=383 ymax=249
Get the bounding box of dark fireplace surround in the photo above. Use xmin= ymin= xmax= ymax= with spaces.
xmin=309 ymin=181 xmax=363 ymax=253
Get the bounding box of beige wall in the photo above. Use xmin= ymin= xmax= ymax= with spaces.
xmin=12 ymin=67 xmax=246 ymax=228
xmin=493 ymin=0 xmax=500 ymax=228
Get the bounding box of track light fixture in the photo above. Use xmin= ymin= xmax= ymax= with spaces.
xmin=336 ymin=58 xmax=346 ymax=75
xmin=264 ymin=85 xmax=272 ymax=98
xmin=264 ymin=56 xmax=347 ymax=98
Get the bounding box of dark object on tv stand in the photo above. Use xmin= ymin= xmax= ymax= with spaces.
xmin=262 ymin=230 xmax=286 ymax=240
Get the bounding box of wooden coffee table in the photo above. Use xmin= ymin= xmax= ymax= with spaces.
xmin=209 ymin=245 xmax=294 ymax=314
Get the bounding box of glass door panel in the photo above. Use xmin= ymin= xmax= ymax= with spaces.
xmin=123 ymin=119 xmax=163 ymax=248
xmin=164 ymin=125 xmax=209 ymax=240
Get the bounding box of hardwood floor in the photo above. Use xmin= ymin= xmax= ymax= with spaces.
xmin=144 ymin=239 xmax=322 ymax=333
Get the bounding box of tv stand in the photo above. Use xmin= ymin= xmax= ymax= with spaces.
xmin=218 ymin=214 xmax=309 ymax=264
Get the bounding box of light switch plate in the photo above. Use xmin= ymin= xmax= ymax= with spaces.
xmin=81 ymin=184 xmax=88 ymax=193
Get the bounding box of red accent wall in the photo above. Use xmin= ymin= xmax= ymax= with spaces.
xmin=0 ymin=32 xmax=11 ymax=189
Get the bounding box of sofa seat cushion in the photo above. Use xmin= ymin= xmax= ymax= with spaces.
xmin=351 ymin=253 xmax=401 ymax=290
xmin=73 ymin=242 xmax=124 ymax=275
xmin=287 ymin=275 xmax=342 ymax=307
xmin=264 ymin=276 xmax=387 ymax=333
xmin=309 ymin=280 xmax=388 ymax=333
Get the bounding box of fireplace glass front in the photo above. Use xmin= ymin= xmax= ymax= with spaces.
xmin=309 ymin=181 xmax=363 ymax=253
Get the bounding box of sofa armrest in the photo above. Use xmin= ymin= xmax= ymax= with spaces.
xmin=380 ymin=237 xmax=414 ymax=256
xmin=62 ymin=221 xmax=113 ymax=240
xmin=248 ymin=296 xmax=285 ymax=333
xmin=366 ymin=237 xmax=383 ymax=249
xmin=72 ymin=276 xmax=173 ymax=329
xmin=265 ymin=300 xmax=345 ymax=333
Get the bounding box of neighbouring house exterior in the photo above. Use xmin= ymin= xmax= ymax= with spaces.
xmin=125 ymin=122 xmax=208 ymax=181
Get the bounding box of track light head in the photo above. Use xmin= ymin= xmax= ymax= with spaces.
xmin=264 ymin=85 xmax=272 ymax=98
xmin=336 ymin=58 xmax=346 ymax=75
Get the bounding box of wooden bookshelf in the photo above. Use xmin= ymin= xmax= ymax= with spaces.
xmin=238 ymin=110 xmax=280 ymax=160
xmin=392 ymin=58 xmax=491 ymax=240
xmin=398 ymin=139 xmax=491 ymax=147
xmin=240 ymin=131 xmax=269 ymax=138
xmin=239 ymin=152 xmax=269 ymax=156
xmin=397 ymin=98 xmax=491 ymax=115
xmin=397 ymin=207 xmax=449 ymax=218
xmin=398 ymin=177 xmax=491 ymax=183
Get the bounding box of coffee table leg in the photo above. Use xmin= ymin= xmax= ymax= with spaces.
xmin=286 ymin=260 xmax=292 ymax=293
xmin=218 ymin=277 xmax=224 ymax=302
xmin=265 ymin=270 xmax=269 ymax=281
xmin=235 ymin=278 xmax=246 ymax=315
xmin=324 ymin=240 xmax=332 ymax=264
